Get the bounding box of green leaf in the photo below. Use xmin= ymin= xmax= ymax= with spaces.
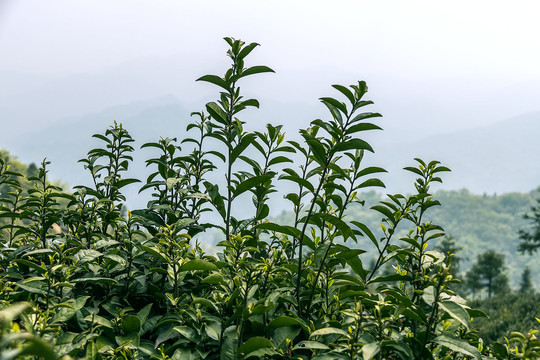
xmin=439 ymin=301 xmax=470 ymax=329
xmin=268 ymin=156 xmax=293 ymax=166
xmin=345 ymin=122 xmax=382 ymax=135
xmin=310 ymin=327 xmax=349 ymax=338
xmin=238 ymin=336 xmax=273 ymax=356
xmin=237 ymin=42 xmax=260 ymax=60
xmin=256 ymin=222 xmax=301 ymax=238
xmin=17 ymin=336 xmax=58 ymax=360
xmin=13 ymin=259 xmax=46 ymax=274
xmin=71 ymin=277 xmax=118 ymax=285
xmin=433 ymin=335 xmax=481 ymax=360
xmin=172 ymin=348 xmax=199 ymax=360
xmin=197 ymin=74 xmax=230 ymax=90
xmin=332 ymin=84 xmax=355 ymax=104
xmin=320 ymin=96 xmax=347 ymax=115
xmin=312 ymin=213 xmax=354 ymax=241
xmin=202 ymin=273 xmax=226 ymax=285
xmin=239 ymin=65 xmax=275 ymax=78
xmin=179 ymin=259 xmax=217 ymax=272
xmin=131 ymin=210 xmax=165 ymax=226
xmin=371 ymin=205 xmax=395 ymax=224
xmin=350 ymin=112 xmax=381 ymax=123
xmin=293 ymin=341 xmax=330 ymax=350
xmin=230 ymin=134 xmax=255 ymax=164
xmin=357 ymin=178 xmax=385 ymax=189
xmin=74 ymin=249 xmax=103 ymax=264
xmin=279 ymin=175 xmax=315 ymax=192
xmin=232 ymin=173 xmax=274 ymax=198
xmin=115 ymin=333 xmax=140 ymax=348
xmin=383 ymin=340 xmax=414 ymax=359
xmin=23 ymin=248 xmax=54 ymax=257
xmin=272 ymin=326 xmax=301 ymax=350
xmin=21 ymin=276 xmax=45 ymax=284
xmin=403 ymin=166 xmax=423 ymax=177
xmin=0 ymin=302 xmax=30 ymax=323
xmin=206 ymin=102 xmax=229 ymax=125
xmin=173 ymin=326 xmax=199 ymax=342
xmin=192 ymin=297 xmax=217 ymax=310
xmin=304 ymin=137 xmax=327 ymax=164
xmin=137 ymin=304 xmax=153 ymax=327
xmin=141 ymin=245 xmax=169 ymax=262
xmin=268 ymin=316 xmax=308 ymax=333
xmin=84 ymin=314 xmax=113 ymax=329
xmin=115 ymin=178 xmax=140 ymax=189
xmin=122 ymin=315 xmax=141 ymax=333
xmin=53 ymin=296 xmax=90 ymax=323
xmin=333 ymin=139 xmax=374 ymax=153
xmin=422 ymin=286 xmax=436 ymax=305
xmin=362 ymin=342 xmax=380 ymax=360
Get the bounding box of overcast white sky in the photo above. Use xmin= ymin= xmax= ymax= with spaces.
xmin=2 ymin=1 xmax=540 ymax=79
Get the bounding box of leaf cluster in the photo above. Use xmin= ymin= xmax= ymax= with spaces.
xmin=0 ymin=38 xmax=537 ymax=360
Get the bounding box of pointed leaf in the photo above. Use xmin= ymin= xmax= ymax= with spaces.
xmin=433 ymin=336 xmax=481 ymax=360
xmin=197 ymin=74 xmax=230 ymax=91
xmin=239 ymin=65 xmax=275 ymax=78
xmin=179 ymin=259 xmax=217 ymax=272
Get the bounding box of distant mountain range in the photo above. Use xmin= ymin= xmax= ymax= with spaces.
xmin=372 ymin=111 xmax=540 ymax=195
xmin=1 ymin=52 xmax=539 ymax=208
xmin=2 ymin=95 xmax=538 ymax=209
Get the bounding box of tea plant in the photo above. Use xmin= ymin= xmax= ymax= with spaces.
xmin=1 ymin=38 xmax=538 ymax=360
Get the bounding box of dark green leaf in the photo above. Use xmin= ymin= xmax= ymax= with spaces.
xmin=433 ymin=336 xmax=481 ymax=360
xmin=238 ymin=336 xmax=273 ymax=356
xmin=239 ymin=65 xmax=275 ymax=78
xmin=197 ymin=74 xmax=230 ymax=91
xmin=179 ymin=259 xmax=217 ymax=272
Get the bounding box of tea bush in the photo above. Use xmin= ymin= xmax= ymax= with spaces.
xmin=1 ymin=38 xmax=539 ymax=360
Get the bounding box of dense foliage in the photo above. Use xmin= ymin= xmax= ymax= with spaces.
xmin=1 ymin=38 xmax=539 ymax=360
xmin=471 ymin=292 xmax=540 ymax=345
xmin=320 ymin=189 xmax=538 ymax=285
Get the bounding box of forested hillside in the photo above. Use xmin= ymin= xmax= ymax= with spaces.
xmin=275 ymin=188 xmax=540 ymax=286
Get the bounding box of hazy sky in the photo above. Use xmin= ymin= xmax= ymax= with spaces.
xmin=1 ymin=1 xmax=540 ymax=197
xmin=2 ymin=1 xmax=540 ymax=79
xmin=1 ymin=1 xmax=540 ymax=135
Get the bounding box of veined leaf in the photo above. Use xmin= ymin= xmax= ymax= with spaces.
xmin=362 ymin=342 xmax=380 ymax=360
xmin=310 ymin=327 xmax=349 ymax=338
xmin=179 ymin=259 xmax=217 ymax=272
xmin=256 ymin=222 xmax=301 ymax=238
xmin=206 ymin=102 xmax=228 ymax=125
xmin=439 ymin=301 xmax=471 ymax=329
xmin=293 ymin=341 xmax=330 ymax=350
xmin=14 ymin=259 xmax=47 ymax=274
xmin=433 ymin=336 xmax=481 ymax=360
xmin=232 ymin=173 xmax=274 ymax=198
xmin=238 ymin=336 xmax=273 ymax=356
xmin=268 ymin=316 xmax=309 ymax=332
